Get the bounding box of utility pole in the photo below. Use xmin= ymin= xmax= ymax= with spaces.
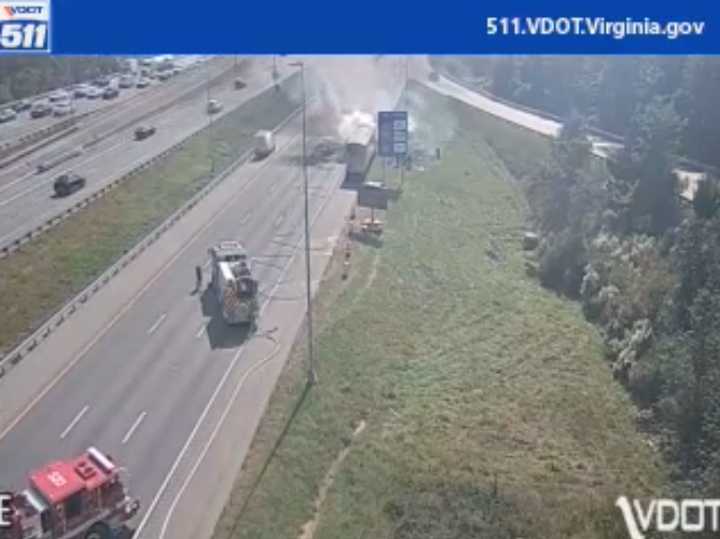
xmin=289 ymin=60 xmax=317 ymax=385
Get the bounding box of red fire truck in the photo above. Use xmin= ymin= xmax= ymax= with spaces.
xmin=0 ymin=447 xmax=140 ymax=539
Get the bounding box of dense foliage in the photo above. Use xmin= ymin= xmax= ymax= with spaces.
xmin=436 ymin=56 xmax=720 ymax=495
xmin=432 ymin=56 xmax=720 ymax=170
xmin=0 ymin=57 xmax=121 ymax=104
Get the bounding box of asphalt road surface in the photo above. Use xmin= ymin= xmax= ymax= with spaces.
xmin=0 ymin=56 xmax=211 ymax=144
xmin=0 ymin=56 xmax=286 ymax=249
xmin=0 ymin=55 xmax=407 ymax=539
xmin=0 ymin=110 xmax=355 ymax=539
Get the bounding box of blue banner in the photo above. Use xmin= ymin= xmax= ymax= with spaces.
xmin=21 ymin=0 xmax=720 ymax=54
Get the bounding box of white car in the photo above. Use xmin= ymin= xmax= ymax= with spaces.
xmin=119 ymin=75 xmax=135 ymax=89
xmin=0 ymin=108 xmax=17 ymax=122
xmin=85 ymin=87 xmax=102 ymax=99
xmin=73 ymin=85 xmax=93 ymax=98
xmin=49 ymin=90 xmax=70 ymax=103
xmin=53 ymin=102 xmax=75 ymax=116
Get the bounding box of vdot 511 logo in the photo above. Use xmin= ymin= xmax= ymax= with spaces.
xmin=0 ymin=1 xmax=49 ymax=52
xmin=616 ymin=496 xmax=720 ymax=539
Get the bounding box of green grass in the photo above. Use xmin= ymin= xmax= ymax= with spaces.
xmin=212 ymin=86 xmax=665 ymax=539
xmin=0 ymin=74 xmax=300 ymax=356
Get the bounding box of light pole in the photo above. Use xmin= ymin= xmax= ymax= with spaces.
xmin=206 ymin=60 xmax=215 ymax=175
xmin=288 ymin=60 xmax=317 ymax=386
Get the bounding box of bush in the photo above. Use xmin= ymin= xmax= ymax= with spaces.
xmin=538 ymin=230 xmax=586 ymax=296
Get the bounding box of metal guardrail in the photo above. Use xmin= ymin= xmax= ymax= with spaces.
xmin=0 ymin=116 xmax=84 ymax=163
xmin=0 ymin=97 xmax=304 ymax=379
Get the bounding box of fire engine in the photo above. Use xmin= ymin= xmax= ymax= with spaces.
xmin=0 ymin=447 xmax=140 ymax=539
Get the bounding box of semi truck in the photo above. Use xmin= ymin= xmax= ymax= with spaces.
xmin=208 ymin=240 xmax=259 ymax=327
xmin=0 ymin=447 xmax=140 ymax=539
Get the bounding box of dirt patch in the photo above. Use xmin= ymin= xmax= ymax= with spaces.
xmin=298 ymin=420 xmax=367 ymax=539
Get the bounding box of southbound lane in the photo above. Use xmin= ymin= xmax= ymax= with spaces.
xmin=0 ymin=113 xmax=342 ymax=519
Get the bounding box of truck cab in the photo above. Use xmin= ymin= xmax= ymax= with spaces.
xmin=0 ymin=447 xmax=139 ymax=539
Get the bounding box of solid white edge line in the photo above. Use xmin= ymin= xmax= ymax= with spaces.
xmin=151 ymin=172 xmax=336 ymax=539
xmin=139 ymin=164 xmax=339 ymax=539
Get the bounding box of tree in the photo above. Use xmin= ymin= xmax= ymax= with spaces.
xmin=614 ymin=96 xmax=684 ymax=235
xmin=693 ymin=177 xmax=720 ymax=220
xmin=490 ymin=58 xmax=515 ymax=99
xmin=681 ymin=58 xmax=720 ymax=167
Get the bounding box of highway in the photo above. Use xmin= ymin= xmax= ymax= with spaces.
xmin=0 ymin=107 xmax=355 ymax=538
xmin=0 ymin=56 xmax=211 ymax=144
xmin=0 ymin=55 xmax=406 ymax=539
xmin=0 ymin=56 xmax=285 ymax=249
xmin=0 ymin=55 xmax=234 ymax=181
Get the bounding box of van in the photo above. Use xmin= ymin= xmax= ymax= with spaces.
xmin=253 ymin=130 xmax=275 ymax=159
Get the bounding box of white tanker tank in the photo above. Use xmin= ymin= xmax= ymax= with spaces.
xmin=342 ymin=112 xmax=376 ymax=185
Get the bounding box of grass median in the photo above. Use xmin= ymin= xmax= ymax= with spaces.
xmin=212 ymin=83 xmax=665 ymax=539
xmin=0 ymin=73 xmax=300 ymax=357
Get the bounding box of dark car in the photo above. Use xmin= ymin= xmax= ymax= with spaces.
xmin=11 ymin=99 xmax=31 ymax=112
xmin=30 ymin=102 xmax=52 ymax=118
xmin=53 ymin=173 xmax=86 ymax=197
xmin=234 ymin=78 xmax=247 ymax=90
xmin=93 ymin=77 xmax=111 ymax=88
xmin=102 ymin=87 xmax=119 ymax=100
xmin=134 ymin=125 xmax=156 ymax=140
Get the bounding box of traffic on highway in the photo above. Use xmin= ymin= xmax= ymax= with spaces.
xmin=4 ymin=51 xmax=710 ymax=539
xmin=0 ymin=54 xmax=405 ymax=539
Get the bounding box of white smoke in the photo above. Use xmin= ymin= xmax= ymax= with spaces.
xmin=287 ymin=55 xmax=406 ymax=140
xmin=404 ymin=80 xmax=457 ymax=156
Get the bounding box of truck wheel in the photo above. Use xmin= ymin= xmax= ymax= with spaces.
xmin=85 ymin=522 xmax=112 ymax=539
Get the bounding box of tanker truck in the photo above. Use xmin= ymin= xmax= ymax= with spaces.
xmin=208 ymin=240 xmax=259 ymax=327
